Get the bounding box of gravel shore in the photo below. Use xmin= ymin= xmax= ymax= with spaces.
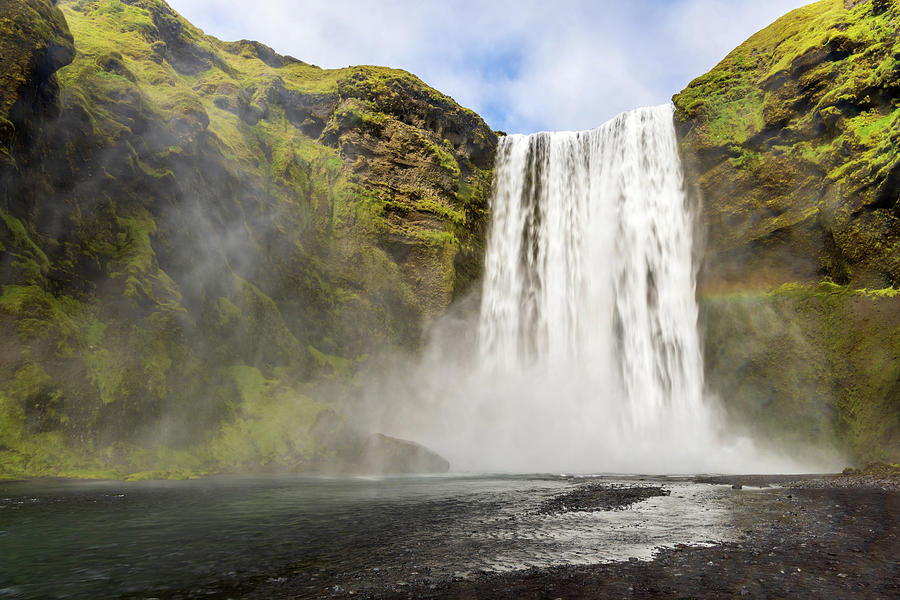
xmin=351 ymin=480 xmax=900 ymax=599
xmin=696 ymin=472 xmax=900 ymax=492
xmin=220 ymin=474 xmax=900 ymax=599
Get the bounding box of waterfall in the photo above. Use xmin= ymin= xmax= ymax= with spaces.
xmin=371 ymin=104 xmax=815 ymax=473
xmin=479 ymin=104 xmax=704 ymax=435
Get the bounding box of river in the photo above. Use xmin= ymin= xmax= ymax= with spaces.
xmin=1 ymin=474 xmax=743 ymax=599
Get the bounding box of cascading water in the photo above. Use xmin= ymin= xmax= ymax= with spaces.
xmin=479 ymin=104 xmax=705 ymax=439
xmin=369 ymin=104 xmax=820 ymax=474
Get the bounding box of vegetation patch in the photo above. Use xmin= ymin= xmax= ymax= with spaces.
xmin=0 ymin=0 xmax=496 ymax=479
xmin=701 ymin=283 xmax=900 ymax=463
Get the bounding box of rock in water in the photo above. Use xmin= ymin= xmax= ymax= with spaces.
xmin=359 ymin=434 xmax=450 ymax=474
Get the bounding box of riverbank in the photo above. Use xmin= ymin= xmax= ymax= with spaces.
xmin=3 ymin=473 xmax=897 ymax=599
xmin=336 ymin=480 xmax=899 ymax=599
xmin=233 ymin=473 xmax=894 ymax=600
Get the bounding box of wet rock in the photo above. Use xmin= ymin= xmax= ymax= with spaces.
xmin=357 ymin=434 xmax=450 ymax=475
xmin=673 ymin=0 xmax=900 ymax=466
xmin=695 ymin=474 xmax=826 ymax=488
xmin=0 ymin=0 xmax=75 ymax=160
xmin=537 ymin=483 xmax=670 ymax=514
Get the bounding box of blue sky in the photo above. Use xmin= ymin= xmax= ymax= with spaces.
xmin=168 ymin=0 xmax=811 ymax=133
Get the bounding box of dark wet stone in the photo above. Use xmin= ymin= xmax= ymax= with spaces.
xmin=537 ymin=483 xmax=670 ymax=514
xmin=357 ymin=434 xmax=450 ymax=475
xmin=346 ymin=487 xmax=900 ymax=600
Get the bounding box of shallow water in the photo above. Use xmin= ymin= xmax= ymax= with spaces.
xmin=0 ymin=474 xmax=741 ymax=599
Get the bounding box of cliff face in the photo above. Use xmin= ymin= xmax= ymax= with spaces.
xmin=5 ymin=0 xmax=896 ymax=477
xmin=0 ymin=0 xmax=74 ymax=183
xmin=675 ymin=0 xmax=899 ymax=290
xmin=0 ymin=0 xmax=495 ymax=478
xmin=674 ymin=0 xmax=900 ymax=462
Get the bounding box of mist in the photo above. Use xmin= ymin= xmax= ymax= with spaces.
xmin=354 ymin=106 xmax=845 ymax=476
xmin=357 ymin=295 xmax=844 ymax=475
xmin=1 ymin=0 xmax=870 ymax=481
xmin=5 ymin=1 xmax=898 ymax=597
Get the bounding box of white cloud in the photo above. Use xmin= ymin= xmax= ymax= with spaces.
xmin=167 ymin=0 xmax=811 ymax=133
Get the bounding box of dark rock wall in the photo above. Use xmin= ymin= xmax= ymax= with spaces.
xmin=674 ymin=0 xmax=900 ymax=462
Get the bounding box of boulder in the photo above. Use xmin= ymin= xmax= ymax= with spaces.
xmin=358 ymin=433 xmax=450 ymax=474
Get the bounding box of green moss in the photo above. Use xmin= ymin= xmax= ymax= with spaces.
xmin=335 ymin=65 xmax=452 ymax=110
xmin=413 ymin=229 xmax=456 ymax=247
xmin=331 ymin=98 xmax=386 ymax=132
xmin=109 ymin=211 xmax=154 ymax=288
xmin=435 ymin=145 xmax=461 ymax=178
xmin=860 ymin=286 xmax=900 ymax=298
xmin=0 ymin=0 xmax=496 ymax=480
xmin=702 ymin=282 xmax=900 ymax=463
xmin=0 ymin=285 xmax=85 ymax=341
xmin=197 ymin=365 xmax=326 ymax=469
xmin=0 ymin=0 xmax=74 ymax=115
xmin=0 ymin=210 xmax=51 ymax=282
xmin=728 ymin=147 xmax=762 ymax=171
xmin=675 ymin=0 xmax=900 ymax=291
xmin=675 ymin=0 xmax=899 ymax=149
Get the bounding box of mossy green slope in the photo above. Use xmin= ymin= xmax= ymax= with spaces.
xmin=0 ymin=0 xmax=496 ymax=479
xmin=701 ymin=284 xmax=900 ymax=462
xmin=674 ymin=0 xmax=899 ymax=462
xmin=674 ymin=0 xmax=900 ymax=289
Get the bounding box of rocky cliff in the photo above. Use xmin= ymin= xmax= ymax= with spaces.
xmin=4 ymin=0 xmax=898 ymax=477
xmin=0 ymin=0 xmax=495 ymax=478
xmin=674 ymin=0 xmax=900 ymax=462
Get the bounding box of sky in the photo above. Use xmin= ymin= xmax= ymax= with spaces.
xmin=167 ymin=0 xmax=812 ymax=134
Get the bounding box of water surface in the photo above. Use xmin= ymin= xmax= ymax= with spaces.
xmin=0 ymin=474 xmax=739 ymax=599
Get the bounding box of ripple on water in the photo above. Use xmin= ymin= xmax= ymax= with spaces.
xmin=0 ymin=475 xmax=741 ymax=599
xmin=461 ymin=482 xmax=738 ymax=573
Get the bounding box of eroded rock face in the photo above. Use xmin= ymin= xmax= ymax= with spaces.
xmin=0 ymin=0 xmax=74 ymax=166
xmin=0 ymin=0 xmax=495 ymax=478
xmin=673 ymin=0 xmax=900 ymax=463
xmin=321 ymin=68 xmax=497 ymax=317
xmin=674 ymin=0 xmax=900 ymax=292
